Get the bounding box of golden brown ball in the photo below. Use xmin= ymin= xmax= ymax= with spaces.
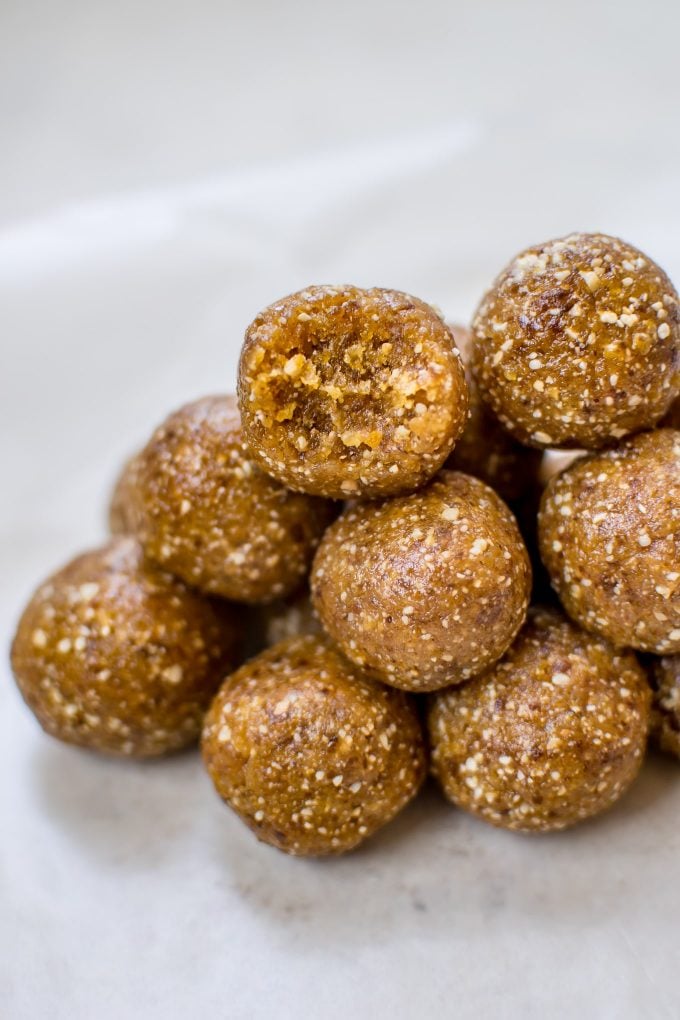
xmin=538 ymin=429 xmax=680 ymax=654
xmin=10 ymin=538 xmax=240 ymax=757
xmin=428 ymin=606 xmax=651 ymax=831
xmin=125 ymin=395 xmax=336 ymax=603
xmin=651 ymin=655 xmax=680 ymax=760
xmin=445 ymin=323 xmax=542 ymax=502
xmin=201 ymin=635 xmax=426 ymax=855
xmin=238 ymin=285 xmax=469 ymax=499
xmin=311 ymin=470 xmax=532 ymax=691
xmin=472 ymin=233 xmax=680 ymax=449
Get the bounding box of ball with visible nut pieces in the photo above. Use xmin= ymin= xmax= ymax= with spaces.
xmin=10 ymin=538 xmax=240 ymax=757
xmin=201 ymin=635 xmax=426 ymax=855
xmin=471 ymin=233 xmax=680 ymax=449
xmin=124 ymin=395 xmax=336 ymax=603
xmin=238 ymin=285 xmax=469 ymax=499
xmin=311 ymin=470 xmax=532 ymax=691
xmin=538 ymin=428 xmax=680 ymax=654
xmin=428 ymin=606 xmax=651 ymax=832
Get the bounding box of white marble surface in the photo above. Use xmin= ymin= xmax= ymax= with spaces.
xmin=1 ymin=2 xmax=680 ymax=1017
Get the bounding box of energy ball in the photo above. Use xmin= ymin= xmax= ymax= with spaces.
xmin=471 ymin=233 xmax=680 ymax=449
xmin=201 ymin=635 xmax=426 ymax=855
xmin=126 ymin=395 xmax=336 ymax=603
xmin=108 ymin=452 xmax=140 ymax=535
xmin=311 ymin=470 xmax=532 ymax=691
xmin=445 ymin=324 xmax=542 ymax=503
xmin=539 ymin=429 xmax=680 ymax=654
xmin=428 ymin=607 xmax=651 ymax=832
xmin=238 ymin=285 xmax=469 ymax=499
xmin=651 ymin=656 xmax=680 ymax=759
xmin=10 ymin=538 xmax=240 ymax=757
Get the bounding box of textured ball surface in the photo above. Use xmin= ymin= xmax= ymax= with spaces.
xmin=238 ymin=285 xmax=469 ymax=498
xmin=539 ymin=429 xmax=680 ymax=653
xmin=202 ymin=635 xmax=426 ymax=855
xmin=311 ymin=470 xmax=532 ymax=691
xmin=125 ymin=395 xmax=335 ymax=603
xmin=472 ymin=233 xmax=679 ymax=449
xmin=428 ymin=607 xmax=650 ymax=831
xmin=11 ymin=538 xmax=240 ymax=756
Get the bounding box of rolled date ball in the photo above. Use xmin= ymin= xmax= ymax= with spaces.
xmin=238 ymin=285 xmax=468 ymax=499
xmin=472 ymin=233 xmax=680 ymax=449
xmin=651 ymin=656 xmax=680 ymax=759
xmin=126 ymin=395 xmax=336 ymax=603
xmin=108 ymin=451 xmax=140 ymax=535
xmin=10 ymin=538 xmax=240 ymax=757
xmin=201 ymin=635 xmax=426 ymax=855
xmin=539 ymin=429 xmax=680 ymax=654
xmin=428 ymin=607 xmax=650 ymax=832
xmin=445 ymin=324 xmax=542 ymax=503
xmin=311 ymin=470 xmax=532 ymax=691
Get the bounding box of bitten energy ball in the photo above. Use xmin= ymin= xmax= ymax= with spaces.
xmin=202 ymin=635 xmax=426 ymax=855
xmin=539 ymin=429 xmax=680 ymax=654
xmin=311 ymin=470 xmax=532 ymax=691
xmin=126 ymin=395 xmax=336 ymax=603
xmin=428 ymin=607 xmax=650 ymax=831
xmin=238 ymin=285 xmax=469 ymax=499
xmin=445 ymin=324 xmax=542 ymax=502
xmin=472 ymin=233 xmax=680 ymax=449
xmin=651 ymin=656 xmax=680 ymax=759
xmin=10 ymin=538 xmax=240 ymax=757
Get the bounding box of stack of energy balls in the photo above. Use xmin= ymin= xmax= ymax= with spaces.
xmin=11 ymin=234 xmax=680 ymax=856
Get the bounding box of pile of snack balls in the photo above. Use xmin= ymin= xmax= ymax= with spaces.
xmin=11 ymin=232 xmax=680 ymax=856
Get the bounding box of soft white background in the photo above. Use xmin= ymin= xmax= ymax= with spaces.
xmin=1 ymin=2 xmax=679 ymax=1017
